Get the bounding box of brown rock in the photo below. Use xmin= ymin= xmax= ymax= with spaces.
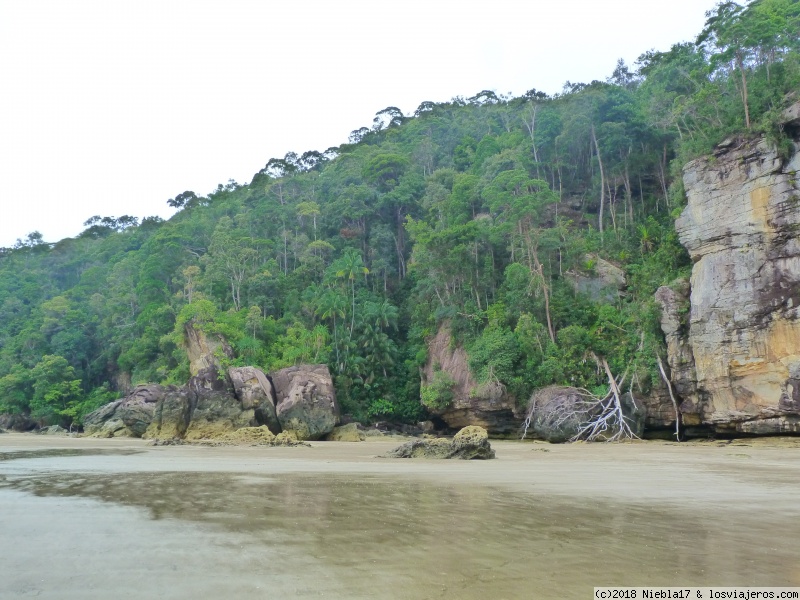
xmin=183 ymin=321 xmax=234 ymax=377
xmin=422 ymin=325 xmax=518 ymax=434
xmin=670 ymin=109 xmax=800 ymax=433
xmin=271 ymin=364 xmax=339 ymax=441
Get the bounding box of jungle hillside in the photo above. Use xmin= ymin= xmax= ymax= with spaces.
xmin=1 ymin=0 xmax=798 ymax=427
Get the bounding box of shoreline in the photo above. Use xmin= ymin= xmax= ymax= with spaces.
xmin=2 ymin=432 xmax=799 ymax=505
xmin=2 ymin=433 xmax=800 ymax=598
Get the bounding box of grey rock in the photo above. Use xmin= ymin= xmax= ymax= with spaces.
xmin=271 ymin=364 xmax=339 ymax=441
xmin=145 ymin=387 xmax=192 ymax=440
xmin=84 ymin=384 xmax=165 ymax=438
xmin=228 ymin=366 xmax=281 ymax=434
xmin=184 ymin=367 xmax=256 ymax=440
xmin=83 ymin=384 xmax=169 ymax=437
xmin=0 ymin=413 xmax=35 ymax=432
xmin=528 ymin=387 xmax=591 ymax=443
xmin=737 ymin=416 xmax=800 ymax=435
xmin=37 ymin=425 xmax=70 ymax=435
xmin=526 ymin=386 xmax=645 ymax=443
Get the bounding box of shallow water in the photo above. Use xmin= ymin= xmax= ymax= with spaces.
xmin=1 ymin=444 xmax=798 ymax=599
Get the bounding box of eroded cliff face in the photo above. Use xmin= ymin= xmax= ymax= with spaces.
xmin=423 ymin=325 xmax=518 ymax=434
xmin=664 ymin=105 xmax=800 ymax=434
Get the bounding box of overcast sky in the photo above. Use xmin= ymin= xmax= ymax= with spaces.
xmin=0 ymin=0 xmax=719 ymax=247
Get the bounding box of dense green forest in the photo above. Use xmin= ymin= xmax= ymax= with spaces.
xmin=1 ymin=0 xmax=798 ymax=427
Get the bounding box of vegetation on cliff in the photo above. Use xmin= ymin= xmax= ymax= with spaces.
xmin=1 ymin=0 xmax=798 ymax=427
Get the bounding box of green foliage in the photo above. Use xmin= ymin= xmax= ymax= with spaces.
xmin=0 ymin=11 xmax=797 ymax=427
xmin=420 ymin=370 xmax=456 ymax=411
xmin=29 ymin=355 xmax=84 ymax=425
xmin=366 ymin=398 xmax=396 ymax=420
xmin=467 ymin=325 xmax=520 ymax=385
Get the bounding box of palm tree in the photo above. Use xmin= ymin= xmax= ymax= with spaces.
xmin=336 ymin=248 xmax=369 ymax=341
xmin=365 ymin=299 xmax=398 ymax=332
xmin=316 ymin=289 xmax=346 ymax=370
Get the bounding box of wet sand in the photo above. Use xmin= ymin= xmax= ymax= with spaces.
xmin=1 ymin=434 xmax=799 ymax=599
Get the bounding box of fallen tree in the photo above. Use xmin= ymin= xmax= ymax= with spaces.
xmin=522 ymin=358 xmax=645 ymax=442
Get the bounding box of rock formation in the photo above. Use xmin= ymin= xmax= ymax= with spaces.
xmin=271 ymin=364 xmax=339 ymax=441
xmin=183 ymin=367 xmax=252 ymax=440
xmin=143 ymin=386 xmax=193 ymax=439
xmin=325 ymin=423 xmax=365 ymax=442
xmin=658 ymin=104 xmax=800 ymax=434
xmin=84 ymin=363 xmax=337 ymax=441
xmin=183 ymin=320 xmax=234 ymax=377
xmin=422 ymin=325 xmax=518 ymax=434
xmin=383 ymin=425 xmax=495 ymax=459
xmin=84 ymin=384 xmax=164 ymax=437
xmin=228 ymin=366 xmax=281 ymax=434
xmin=567 ymin=254 xmax=626 ymax=302
xmin=524 ymin=386 xmax=646 ymax=443
xmin=0 ymin=413 xmax=35 ymax=432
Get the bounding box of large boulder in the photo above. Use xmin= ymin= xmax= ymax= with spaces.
xmin=271 ymin=364 xmax=338 ymax=441
xmin=84 ymin=384 xmax=164 ymax=438
xmin=0 ymin=413 xmax=36 ymax=432
xmin=228 ymin=366 xmax=281 ymax=434
xmin=526 ymin=387 xmax=589 ymax=443
xmin=184 ymin=367 xmax=256 ymax=440
xmin=421 ymin=325 xmax=519 ymax=434
xmin=144 ymin=387 xmax=193 ymax=440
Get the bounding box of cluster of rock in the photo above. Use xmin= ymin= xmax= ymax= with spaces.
xmin=383 ymin=426 xmax=495 ymax=459
xmin=82 ymin=320 xmax=339 ymax=442
xmin=656 ymin=103 xmax=800 ymax=435
xmin=84 ymin=362 xmax=338 ymax=442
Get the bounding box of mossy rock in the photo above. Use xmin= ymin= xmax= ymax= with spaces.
xmin=274 ymin=431 xmax=302 ymax=446
xmin=219 ymin=426 xmax=276 ymax=444
xmin=450 ymin=426 xmax=495 ymax=459
xmin=325 ymin=423 xmax=365 ymax=442
xmin=382 ymin=427 xmax=494 ymax=460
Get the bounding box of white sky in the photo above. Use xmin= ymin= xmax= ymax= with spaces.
xmin=0 ymin=0 xmax=718 ymax=247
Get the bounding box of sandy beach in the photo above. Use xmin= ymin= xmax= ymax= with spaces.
xmin=1 ymin=433 xmax=799 ymax=599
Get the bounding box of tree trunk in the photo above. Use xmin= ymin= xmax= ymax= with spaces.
xmin=737 ymin=52 xmax=751 ymax=130
xmin=591 ymin=125 xmax=605 ymax=237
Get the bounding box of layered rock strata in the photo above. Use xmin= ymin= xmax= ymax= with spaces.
xmin=661 ymin=106 xmax=800 ymax=434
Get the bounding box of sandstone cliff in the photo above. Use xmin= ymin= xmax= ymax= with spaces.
xmin=422 ymin=325 xmax=518 ymax=434
xmin=659 ymin=104 xmax=800 ymax=434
